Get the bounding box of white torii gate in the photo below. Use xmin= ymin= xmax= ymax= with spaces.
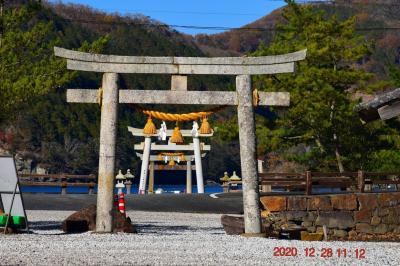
xmin=54 ymin=46 xmax=306 ymax=234
xmin=135 ymin=152 xmax=206 ymax=194
xmin=134 ymin=141 xmax=210 ymax=194
xmin=128 ymin=126 xmax=212 ymax=194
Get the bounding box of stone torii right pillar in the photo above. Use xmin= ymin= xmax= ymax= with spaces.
xmin=236 ymin=75 xmax=260 ymax=234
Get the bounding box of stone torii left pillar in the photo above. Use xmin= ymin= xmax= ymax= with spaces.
xmin=97 ymin=73 xmax=118 ymax=232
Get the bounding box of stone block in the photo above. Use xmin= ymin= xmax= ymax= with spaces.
xmin=301 ymin=221 xmax=313 ymax=227
xmin=381 ymin=213 xmax=399 ymax=224
xmin=377 ymin=208 xmax=390 ymax=217
xmin=370 ymin=216 xmax=381 ymax=226
xmin=357 ymin=194 xmax=378 ymax=211
xmin=388 ymin=224 xmax=397 ymax=232
xmin=333 ymin=229 xmax=348 ymax=238
xmin=356 ymin=223 xmax=373 ymax=234
xmin=285 ymin=211 xmax=307 ymax=221
xmin=303 ymin=212 xmax=316 ymax=222
xmin=260 ymin=210 xmax=271 ymax=218
xmin=307 ymin=226 xmax=316 ymax=233
xmin=374 ymin=224 xmax=388 ymax=234
xmin=354 ymin=209 xmax=371 ymax=223
xmin=388 ymin=206 xmax=400 ymax=215
xmin=378 ymin=193 xmax=398 ymax=207
xmin=300 ymin=231 xmax=323 ymax=241
xmin=394 ymin=226 xmax=400 ymax=234
xmin=260 ymin=196 xmax=286 ymax=212
xmin=331 ymin=194 xmax=357 ymax=210
xmin=307 ymin=196 xmax=332 ymax=211
xmin=348 ymin=230 xmax=357 ymax=238
xmin=315 ymin=212 xmax=354 ymax=229
xmin=287 ymin=197 xmax=307 ymax=211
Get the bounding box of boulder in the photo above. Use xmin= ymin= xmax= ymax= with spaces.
xmin=62 ymin=205 xmax=136 ymax=233
xmin=0 ymin=227 xmax=15 ymax=234
xmin=220 ymin=215 xmax=245 ymax=235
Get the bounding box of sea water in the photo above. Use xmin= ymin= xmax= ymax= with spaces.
xmin=20 ymin=184 xmax=225 ymax=194
xmin=20 ymin=185 xmax=393 ymax=194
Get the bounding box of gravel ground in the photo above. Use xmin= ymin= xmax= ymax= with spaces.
xmin=0 ymin=210 xmax=399 ymax=265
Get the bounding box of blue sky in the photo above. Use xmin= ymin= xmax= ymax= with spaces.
xmin=48 ymin=0 xmax=288 ymax=35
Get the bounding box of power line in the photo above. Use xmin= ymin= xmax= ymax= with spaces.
xmin=94 ymin=9 xmax=265 ymax=17
xmin=59 ymin=17 xmax=400 ymax=33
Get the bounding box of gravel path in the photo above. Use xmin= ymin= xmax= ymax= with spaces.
xmin=0 ymin=210 xmax=399 ymax=265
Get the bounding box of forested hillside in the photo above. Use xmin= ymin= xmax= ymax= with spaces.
xmin=196 ymin=0 xmax=400 ymax=78
xmin=0 ymin=1 xmax=238 ymax=182
xmin=2 ymin=0 xmax=400 ymax=181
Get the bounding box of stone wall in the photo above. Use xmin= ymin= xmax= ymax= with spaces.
xmin=260 ymin=192 xmax=400 ymax=238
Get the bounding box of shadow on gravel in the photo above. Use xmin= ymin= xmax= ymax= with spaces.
xmin=29 ymin=221 xmax=62 ymax=231
xmin=136 ymin=224 xmax=193 ymax=234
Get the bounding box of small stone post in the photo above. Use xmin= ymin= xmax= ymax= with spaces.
xmin=305 ymin=171 xmax=312 ymax=195
xmin=236 ymin=75 xmax=261 ymax=235
xmin=186 ymin=160 xmax=192 ymax=194
xmin=358 ymin=170 xmax=365 ymax=193
xmin=258 ymin=159 xmax=270 ymax=192
xmin=88 ymin=182 xmax=95 ymax=195
xmin=125 ymin=181 xmax=132 ymax=195
xmin=61 ymin=181 xmax=67 ymax=195
xmin=96 ymin=73 xmax=119 ymax=233
xmin=193 ymin=137 xmax=205 ymax=193
xmin=148 ymin=161 xmax=155 ymax=193
xmin=138 ymin=137 xmax=151 ymax=194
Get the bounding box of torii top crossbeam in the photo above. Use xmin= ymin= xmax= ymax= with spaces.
xmin=54 ymin=46 xmax=307 ymax=235
xmin=54 ymin=47 xmax=306 ymax=75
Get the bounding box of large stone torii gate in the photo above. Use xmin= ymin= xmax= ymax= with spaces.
xmin=54 ymin=47 xmax=307 ymax=234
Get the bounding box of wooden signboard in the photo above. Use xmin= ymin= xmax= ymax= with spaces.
xmin=0 ymin=155 xmax=29 ymax=232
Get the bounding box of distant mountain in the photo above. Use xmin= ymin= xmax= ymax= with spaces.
xmin=194 ymin=0 xmax=400 ymax=77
